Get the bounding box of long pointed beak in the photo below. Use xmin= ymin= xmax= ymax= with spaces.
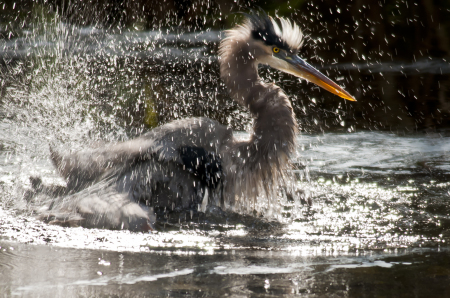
xmin=280 ymin=55 xmax=356 ymax=101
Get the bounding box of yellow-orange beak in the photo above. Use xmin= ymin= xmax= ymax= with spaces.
xmin=277 ymin=54 xmax=356 ymax=101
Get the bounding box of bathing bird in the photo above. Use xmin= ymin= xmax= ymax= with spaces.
xmin=41 ymin=10 xmax=355 ymax=231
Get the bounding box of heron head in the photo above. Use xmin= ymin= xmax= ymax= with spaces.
xmin=243 ymin=10 xmax=356 ymax=101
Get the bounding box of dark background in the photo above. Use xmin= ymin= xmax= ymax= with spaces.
xmin=1 ymin=0 xmax=450 ymax=133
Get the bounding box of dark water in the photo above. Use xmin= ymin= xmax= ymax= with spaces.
xmin=2 ymin=0 xmax=450 ymax=132
xmin=1 ymin=240 xmax=450 ymax=297
xmin=1 ymin=2 xmax=450 ymax=297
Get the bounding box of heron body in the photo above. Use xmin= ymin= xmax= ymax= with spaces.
xmin=40 ymin=10 xmax=355 ymax=231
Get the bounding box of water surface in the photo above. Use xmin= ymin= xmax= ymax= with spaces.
xmin=1 ymin=130 xmax=450 ymax=297
xmin=1 ymin=8 xmax=450 ymax=297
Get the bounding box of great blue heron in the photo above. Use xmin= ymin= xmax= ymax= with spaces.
xmin=39 ymin=10 xmax=355 ymax=231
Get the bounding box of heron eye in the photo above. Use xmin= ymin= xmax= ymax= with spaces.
xmin=272 ymin=47 xmax=280 ymax=53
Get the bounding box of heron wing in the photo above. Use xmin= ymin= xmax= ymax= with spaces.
xmin=38 ymin=177 xmax=155 ymax=231
xmin=51 ymin=117 xmax=232 ymax=191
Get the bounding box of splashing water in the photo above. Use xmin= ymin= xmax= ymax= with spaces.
xmin=1 ymin=2 xmax=450 ymax=297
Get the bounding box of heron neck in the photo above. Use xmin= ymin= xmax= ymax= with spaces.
xmin=220 ymin=43 xmax=297 ymax=171
xmin=220 ymin=47 xmax=260 ymax=108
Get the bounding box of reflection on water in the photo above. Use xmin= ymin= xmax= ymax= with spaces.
xmin=298 ymin=132 xmax=450 ymax=175
xmin=1 ymin=240 xmax=449 ymax=297
xmin=1 ymin=130 xmax=450 ymax=296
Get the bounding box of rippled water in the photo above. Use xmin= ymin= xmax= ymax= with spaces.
xmin=2 ymin=14 xmax=450 ymax=297
xmin=1 ymin=130 xmax=450 ymax=296
xmin=1 ymin=241 xmax=450 ymax=296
